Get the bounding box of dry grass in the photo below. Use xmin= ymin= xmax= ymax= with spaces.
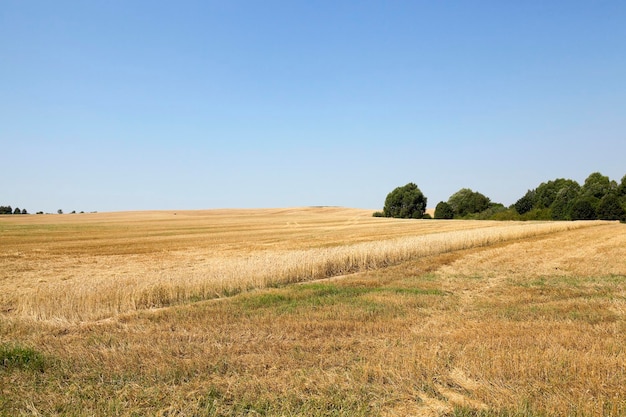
xmin=1 ymin=208 xmax=625 ymax=416
xmin=0 ymin=207 xmax=605 ymax=322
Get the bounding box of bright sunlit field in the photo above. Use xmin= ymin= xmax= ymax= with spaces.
xmin=1 ymin=208 xmax=625 ymax=416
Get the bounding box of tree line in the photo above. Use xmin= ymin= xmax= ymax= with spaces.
xmin=0 ymin=206 xmax=28 ymax=215
xmin=377 ymin=172 xmax=626 ymax=222
xmin=0 ymin=207 xmax=86 ymax=215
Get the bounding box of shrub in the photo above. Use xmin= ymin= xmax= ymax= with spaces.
xmin=490 ymin=208 xmax=521 ymax=221
xmin=473 ymin=203 xmax=507 ymax=220
xmin=521 ymin=208 xmax=552 ymax=221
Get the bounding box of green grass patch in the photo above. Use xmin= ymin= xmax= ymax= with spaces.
xmin=294 ymin=282 xmax=446 ymax=297
xmin=236 ymin=282 xmax=447 ymax=318
xmin=452 ymin=406 xmax=546 ymax=417
xmin=388 ymin=287 xmax=446 ymax=296
xmin=197 ymin=384 xmax=375 ymax=417
xmin=0 ymin=343 xmax=46 ymax=372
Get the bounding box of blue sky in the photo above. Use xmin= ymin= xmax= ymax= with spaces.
xmin=2 ymin=1 xmax=625 ymax=213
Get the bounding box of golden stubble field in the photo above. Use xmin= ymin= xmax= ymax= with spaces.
xmin=1 ymin=207 xmax=625 ymax=416
xmin=0 ymin=207 xmax=607 ymax=322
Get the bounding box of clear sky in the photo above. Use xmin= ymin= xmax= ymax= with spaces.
xmin=2 ymin=1 xmax=625 ymax=213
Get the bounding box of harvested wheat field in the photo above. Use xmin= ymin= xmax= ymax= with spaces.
xmin=1 ymin=208 xmax=625 ymax=416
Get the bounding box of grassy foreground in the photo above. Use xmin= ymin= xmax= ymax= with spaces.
xmin=1 ymin=209 xmax=625 ymax=416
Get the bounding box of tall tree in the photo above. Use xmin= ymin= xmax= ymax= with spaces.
xmin=581 ymin=172 xmax=615 ymax=201
xmin=535 ymin=178 xmax=580 ymax=209
xmin=434 ymin=201 xmax=454 ymax=219
xmin=447 ymin=188 xmax=491 ymax=217
xmin=618 ymin=174 xmax=626 ymax=199
xmin=597 ymin=193 xmax=626 ymax=221
xmin=570 ymin=198 xmax=597 ymax=220
xmin=551 ymin=183 xmax=581 ymax=220
xmin=514 ymin=190 xmax=536 ymax=215
xmin=383 ymin=183 xmax=427 ymax=219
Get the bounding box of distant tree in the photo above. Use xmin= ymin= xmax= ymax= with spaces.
xmin=21 ymin=208 xmax=27 ymax=214
xmin=536 ymin=179 xmax=580 ymax=209
xmin=618 ymin=174 xmax=626 ymax=199
xmin=597 ymin=193 xmax=626 ymax=221
xmin=13 ymin=207 xmax=21 ymax=214
xmin=57 ymin=209 xmax=63 ymax=215
xmin=514 ymin=190 xmax=536 ymax=215
xmin=0 ymin=206 xmax=12 ymax=215
xmin=383 ymin=183 xmax=427 ymax=219
xmin=570 ymin=198 xmax=597 ymax=220
xmin=549 ymin=182 xmax=581 ymax=220
xmin=434 ymin=201 xmax=454 ymax=219
xmin=372 ymin=211 xmax=384 ymax=217
xmin=535 ymin=182 xmax=556 ymax=209
xmin=581 ymin=172 xmax=615 ymax=201
xmin=447 ymin=188 xmax=491 ymax=218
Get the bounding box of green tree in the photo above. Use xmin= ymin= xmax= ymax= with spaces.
xmin=597 ymin=193 xmax=626 ymax=221
xmin=383 ymin=183 xmax=427 ymax=219
xmin=434 ymin=201 xmax=454 ymax=219
xmin=581 ymin=172 xmax=615 ymax=201
xmin=536 ymin=178 xmax=580 ymax=209
xmin=570 ymin=198 xmax=597 ymax=220
xmin=21 ymin=208 xmax=28 ymax=215
xmin=447 ymin=188 xmax=490 ymax=218
xmin=550 ymin=183 xmax=580 ymax=220
xmin=618 ymin=174 xmax=626 ymax=199
xmin=13 ymin=207 xmax=21 ymax=214
xmin=514 ymin=190 xmax=535 ymax=215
